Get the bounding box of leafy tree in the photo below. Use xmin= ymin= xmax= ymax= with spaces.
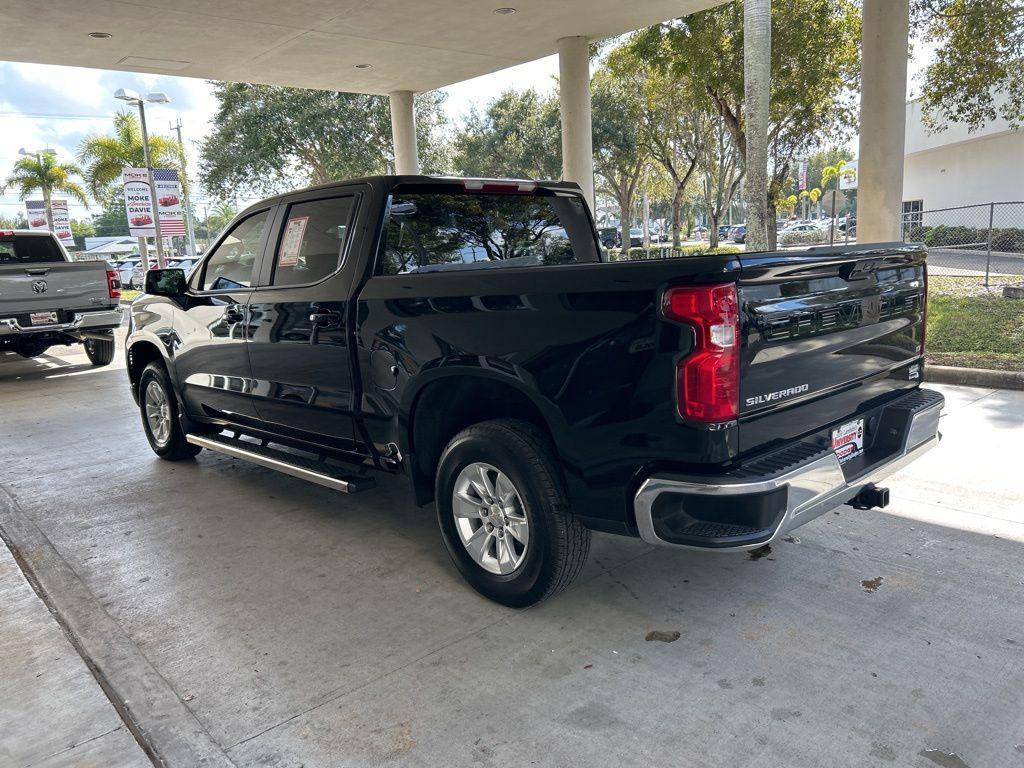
xmin=199 ymin=83 xmax=448 ymax=199
xmin=78 ymin=111 xmax=184 ymax=200
xmin=591 ymin=66 xmax=649 ymax=253
xmin=91 ymin=196 xmax=130 ymax=238
xmin=631 ymin=0 xmax=861 ymax=248
xmin=913 ymin=0 xmax=1024 ymax=131
xmin=2 ymin=153 xmax=88 ymax=230
xmin=608 ymin=44 xmax=702 ymax=247
xmin=802 ymin=147 xmax=854 ymax=193
xmin=203 ymin=201 xmax=238 ymax=242
xmin=70 ymin=219 xmax=95 ymax=249
xmin=0 ymin=213 xmax=29 ymax=229
xmin=451 ymin=89 xmax=561 ymax=179
xmin=697 ymin=114 xmax=744 ymax=249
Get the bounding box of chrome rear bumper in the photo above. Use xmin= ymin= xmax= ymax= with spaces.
xmin=634 ymin=389 xmax=944 ymax=551
xmin=0 ymin=307 xmax=122 ymax=336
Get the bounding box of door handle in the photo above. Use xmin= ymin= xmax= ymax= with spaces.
xmin=309 ymin=311 xmax=340 ymax=327
xmin=224 ymin=306 xmax=244 ymax=323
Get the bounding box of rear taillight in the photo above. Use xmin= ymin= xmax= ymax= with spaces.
xmin=662 ymin=283 xmax=740 ymax=423
xmin=106 ymin=269 xmax=121 ymax=300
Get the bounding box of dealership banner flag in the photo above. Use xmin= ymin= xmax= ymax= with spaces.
xmin=25 ymin=199 xmax=74 ymax=246
xmin=123 ymin=168 xmax=186 ymax=237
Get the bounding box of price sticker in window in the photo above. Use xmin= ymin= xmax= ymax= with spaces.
xmin=278 ymin=216 xmax=309 ymax=268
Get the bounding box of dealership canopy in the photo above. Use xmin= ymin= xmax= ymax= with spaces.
xmin=1 ymin=0 xmax=916 ymax=241
xmin=1 ymin=0 xmax=719 ymax=94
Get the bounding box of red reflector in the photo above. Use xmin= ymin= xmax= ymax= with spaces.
xmin=106 ymin=268 xmax=122 ymax=300
xmin=662 ymin=284 xmax=740 ymax=423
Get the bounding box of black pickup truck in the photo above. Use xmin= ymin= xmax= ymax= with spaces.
xmin=126 ymin=176 xmax=942 ymax=606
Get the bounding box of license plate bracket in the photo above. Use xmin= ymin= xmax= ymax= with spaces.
xmin=30 ymin=311 xmax=58 ymax=326
xmin=831 ymin=418 xmax=865 ymax=464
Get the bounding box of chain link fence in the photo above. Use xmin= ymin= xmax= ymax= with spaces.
xmin=902 ymin=202 xmax=1024 ymax=288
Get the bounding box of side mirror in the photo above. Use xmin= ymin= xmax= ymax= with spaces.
xmin=144 ymin=268 xmax=187 ymax=297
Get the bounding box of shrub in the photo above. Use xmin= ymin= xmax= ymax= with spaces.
xmin=778 ymin=229 xmax=828 ymax=246
xmin=991 ymin=228 xmax=1024 ymax=253
xmin=607 ymin=245 xmax=741 ymax=261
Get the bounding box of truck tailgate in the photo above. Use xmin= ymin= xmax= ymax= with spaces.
xmin=737 ymin=244 xmax=926 ymax=455
xmin=0 ymin=261 xmax=112 ymax=316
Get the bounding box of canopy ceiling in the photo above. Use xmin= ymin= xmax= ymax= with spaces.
xmin=1 ymin=0 xmax=721 ymax=93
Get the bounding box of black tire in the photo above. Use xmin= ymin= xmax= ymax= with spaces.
xmin=435 ymin=419 xmax=590 ymax=607
xmin=84 ymin=337 xmax=115 ymax=366
xmin=138 ymin=361 xmax=201 ymax=460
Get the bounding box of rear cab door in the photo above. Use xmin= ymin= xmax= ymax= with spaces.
xmin=737 ymin=243 xmax=928 ymax=474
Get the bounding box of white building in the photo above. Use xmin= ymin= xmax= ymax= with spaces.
xmin=903 ymin=98 xmax=1024 ymax=213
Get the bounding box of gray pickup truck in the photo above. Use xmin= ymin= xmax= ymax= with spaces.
xmin=0 ymin=229 xmax=122 ymax=365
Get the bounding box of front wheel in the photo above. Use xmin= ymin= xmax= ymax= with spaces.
xmin=435 ymin=419 xmax=590 ymax=607
xmin=139 ymin=361 xmax=201 ymax=460
xmin=84 ymin=337 xmax=115 ymax=366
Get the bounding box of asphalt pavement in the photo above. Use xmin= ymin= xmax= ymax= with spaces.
xmin=1 ymin=336 xmax=1022 ymax=768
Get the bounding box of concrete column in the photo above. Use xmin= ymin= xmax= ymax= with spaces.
xmin=389 ymin=90 xmax=419 ymax=175
xmin=557 ymin=36 xmax=595 ymax=211
xmin=857 ymin=0 xmax=910 ymax=243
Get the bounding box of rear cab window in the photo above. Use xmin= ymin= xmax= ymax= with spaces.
xmin=378 ymin=184 xmax=600 ymax=276
xmin=0 ymin=234 xmax=66 ymax=265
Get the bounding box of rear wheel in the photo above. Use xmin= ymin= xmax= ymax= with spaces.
xmin=435 ymin=419 xmax=590 ymax=607
xmin=139 ymin=361 xmax=201 ymax=460
xmin=84 ymin=337 xmax=115 ymax=366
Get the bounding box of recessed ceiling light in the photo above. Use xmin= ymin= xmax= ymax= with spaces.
xmin=354 ymin=63 xmax=372 ymax=69
xmin=494 ymin=7 xmax=517 ymax=14
xmin=88 ymin=31 xmax=112 ymax=39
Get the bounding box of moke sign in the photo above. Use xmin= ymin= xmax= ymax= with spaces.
xmin=123 ymin=168 xmax=156 ymax=237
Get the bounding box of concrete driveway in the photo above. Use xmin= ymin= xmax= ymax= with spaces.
xmin=1 ymin=335 xmax=1023 ymax=768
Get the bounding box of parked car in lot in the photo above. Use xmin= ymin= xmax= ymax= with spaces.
xmin=109 ymin=256 xmax=140 ymax=289
xmin=729 ymin=224 xmax=747 ymax=243
xmin=1 ymin=229 xmax=122 ymax=364
xmin=126 ymin=175 xmax=941 ymax=606
xmin=597 ymin=226 xmax=619 ymax=248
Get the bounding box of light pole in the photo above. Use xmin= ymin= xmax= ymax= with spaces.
xmin=114 ymin=88 xmax=170 ymax=269
xmin=170 ymin=118 xmax=198 ymax=258
xmin=18 ymin=147 xmax=57 ymax=229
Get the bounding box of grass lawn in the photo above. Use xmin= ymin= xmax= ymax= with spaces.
xmin=927 ymin=277 xmax=1024 ymax=371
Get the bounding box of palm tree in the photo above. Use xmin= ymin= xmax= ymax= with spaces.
xmin=78 ymin=111 xmax=184 ymax=201
xmin=2 ymin=153 xmax=89 ymax=230
xmin=205 ymin=201 xmax=238 ymax=240
xmin=743 ymin=0 xmax=772 ymax=252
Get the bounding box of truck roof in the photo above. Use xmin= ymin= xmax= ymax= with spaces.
xmin=0 ymin=229 xmax=58 ymax=236
xmin=239 ymin=175 xmax=584 ymax=217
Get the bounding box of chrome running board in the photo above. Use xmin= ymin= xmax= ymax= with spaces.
xmin=186 ymin=433 xmax=375 ymax=493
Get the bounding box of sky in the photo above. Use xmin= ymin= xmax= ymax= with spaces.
xmin=0 ymin=36 xmax=933 ymax=224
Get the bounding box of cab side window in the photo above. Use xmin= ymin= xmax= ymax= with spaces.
xmin=271 ymin=196 xmax=355 ymax=287
xmin=200 ymin=211 xmax=269 ymax=291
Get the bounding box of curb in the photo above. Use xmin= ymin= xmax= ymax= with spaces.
xmin=0 ymin=487 xmax=235 ymax=768
xmin=926 ymin=364 xmax=1024 ymax=391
